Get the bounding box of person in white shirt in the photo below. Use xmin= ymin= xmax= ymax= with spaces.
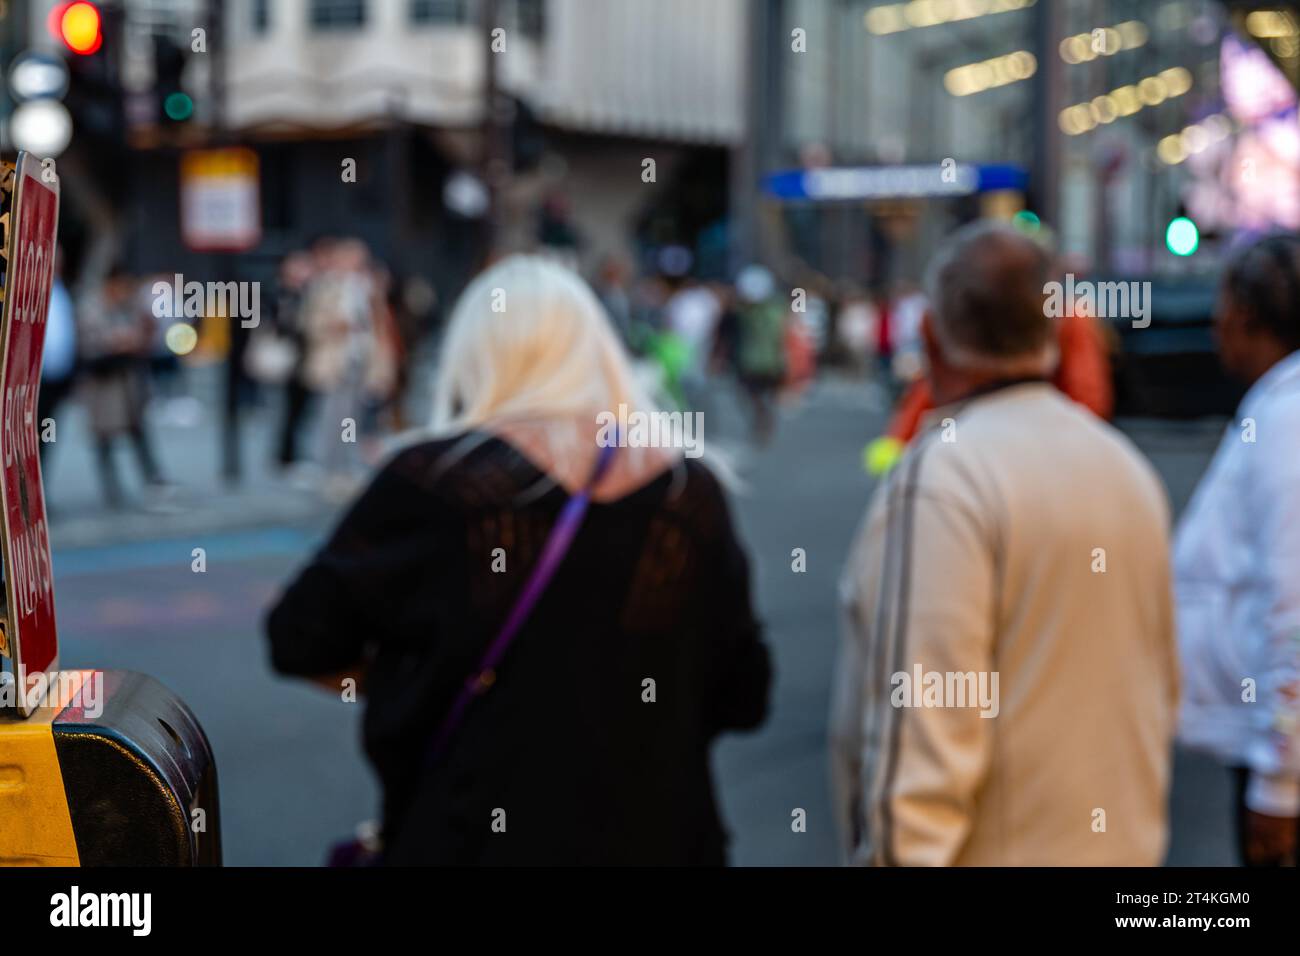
xmin=1174 ymin=233 xmax=1300 ymax=866
xmin=831 ymin=221 xmax=1178 ymax=865
xmin=39 ymin=251 xmax=77 ymax=473
xmin=665 ymin=280 xmax=723 ymax=389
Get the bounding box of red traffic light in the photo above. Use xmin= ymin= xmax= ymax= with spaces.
xmin=49 ymin=2 xmax=103 ymax=56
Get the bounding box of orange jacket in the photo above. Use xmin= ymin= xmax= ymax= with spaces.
xmin=886 ymin=310 xmax=1114 ymax=443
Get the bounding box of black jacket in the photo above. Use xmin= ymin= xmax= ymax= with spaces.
xmin=266 ymin=433 xmax=770 ymax=865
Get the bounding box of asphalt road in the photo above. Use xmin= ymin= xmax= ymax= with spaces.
xmin=47 ymin=376 xmax=1234 ymax=865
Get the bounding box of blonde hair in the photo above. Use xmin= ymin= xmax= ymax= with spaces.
xmin=424 ymin=254 xmax=741 ymax=495
xmin=432 ymin=255 xmax=662 ymax=442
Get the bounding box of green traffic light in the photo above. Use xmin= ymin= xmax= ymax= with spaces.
xmin=164 ymin=93 xmax=194 ymax=121
xmin=1166 ymin=216 xmax=1199 ymax=256
xmin=1012 ymin=210 xmax=1041 ymax=235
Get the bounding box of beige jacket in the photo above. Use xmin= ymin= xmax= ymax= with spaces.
xmin=831 ymin=382 xmax=1178 ymax=866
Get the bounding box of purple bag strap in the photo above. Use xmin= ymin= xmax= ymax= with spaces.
xmin=426 ymin=438 xmax=619 ymax=766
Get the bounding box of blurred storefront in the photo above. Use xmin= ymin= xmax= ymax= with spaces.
xmin=2 ymin=0 xmax=750 ymax=316
xmin=6 ymin=0 xmax=1299 ymax=303
xmin=88 ymin=0 xmax=746 ymax=302
xmin=759 ymin=0 xmax=1300 ymax=289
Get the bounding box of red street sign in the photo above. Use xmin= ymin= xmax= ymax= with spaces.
xmin=0 ymin=152 xmax=61 ymax=716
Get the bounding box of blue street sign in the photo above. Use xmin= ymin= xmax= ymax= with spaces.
xmin=764 ymin=163 xmax=1029 ymax=201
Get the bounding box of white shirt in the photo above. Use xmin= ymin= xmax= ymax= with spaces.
xmin=1174 ymin=349 xmax=1300 ymax=816
xmin=665 ymin=287 xmax=721 ymax=371
xmin=43 ymin=279 xmax=77 ymax=382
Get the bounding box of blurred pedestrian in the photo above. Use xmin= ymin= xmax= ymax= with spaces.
xmin=1051 ymin=262 xmax=1115 ymax=422
xmin=537 ymin=191 xmax=582 ymax=269
xmin=379 ymin=271 xmax=431 ymax=434
xmin=360 ymin=262 xmax=403 ymax=463
xmin=1174 ymin=233 xmax=1300 ymax=867
xmin=782 ymin=283 xmax=817 ymax=400
xmin=267 ymin=255 xmax=769 ymax=865
xmin=664 ymin=275 xmax=722 ymax=410
xmin=592 ymin=255 xmax=634 ymax=344
xmin=222 ymin=279 xmax=256 ymax=485
xmin=140 ymin=272 xmax=184 ymax=403
xmin=39 ymin=248 xmax=76 ymax=474
xmin=831 ymin=221 xmax=1177 ymax=865
xmin=733 ymin=265 xmax=786 ymax=445
xmin=78 ymin=267 xmax=168 ymax=509
xmin=299 ymin=238 xmax=380 ymax=498
xmin=887 ymin=279 xmax=927 ymax=384
xmin=872 ymin=286 xmax=895 ymax=387
xmin=269 ymin=250 xmax=316 ymax=471
xmin=833 ymin=283 xmax=875 ymax=375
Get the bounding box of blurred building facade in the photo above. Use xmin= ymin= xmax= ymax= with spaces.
xmin=6 ymin=0 xmax=1298 ymax=301
xmin=765 ymin=0 xmax=1298 ymax=288
xmin=11 ymin=0 xmax=750 ymax=303
xmin=219 ymin=0 xmax=745 ymax=283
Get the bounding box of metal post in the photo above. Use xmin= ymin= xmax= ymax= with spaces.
xmin=480 ymin=0 xmax=507 ymax=259
xmin=1031 ymin=0 xmax=1062 ymax=228
xmin=209 ymin=0 xmax=226 ymax=138
xmin=730 ymin=0 xmax=784 ymax=274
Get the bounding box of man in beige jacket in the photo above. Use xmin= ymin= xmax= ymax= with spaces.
xmin=831 ymin=222 xmax=1178 ymax=865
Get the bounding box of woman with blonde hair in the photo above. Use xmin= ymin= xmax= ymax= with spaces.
xmin=267 ymin=255 xmax=770 ymax=865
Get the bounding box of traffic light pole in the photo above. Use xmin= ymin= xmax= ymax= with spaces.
xmin=480 ymin=0 xmax=505 ymax=262
xmin=730 ymin=0 xmax=784 ymax=275
xmin=203 ymin=0 xmax=245 ymax=483
xmin=1030 ymin=0 xmax=1063 ymax=229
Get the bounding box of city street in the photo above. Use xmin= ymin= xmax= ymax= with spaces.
xmin=6 ymin=0 xmax=1300 ymax=930
xmin=46 ymin=374 xmax=1236 ymax=865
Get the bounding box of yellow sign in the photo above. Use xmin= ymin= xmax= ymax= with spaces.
xmin=180 ymin=147 xmax=261 ymax=252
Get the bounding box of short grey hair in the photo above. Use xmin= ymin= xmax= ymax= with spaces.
xmin=923 ymin=221 xmax=1056 ymax=373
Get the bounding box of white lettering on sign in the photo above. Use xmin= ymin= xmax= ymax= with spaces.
xmin=2 ymin=188 xmax=55 ymax=608
xmin=9 ymin=515 xmax=53 ymax=617
xmin=2 ymin=382 xmax=40 ymax=470
xmin=3 ymin=228 xmax=53 ymax=475
xmin=2 ymin=234 xmax=50 ymax=473
xmin=13 ymin=237 xmax=53 ymax=328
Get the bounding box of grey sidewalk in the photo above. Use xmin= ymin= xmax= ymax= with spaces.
xmin=45 ymin=363 xmax=374 ymax=551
